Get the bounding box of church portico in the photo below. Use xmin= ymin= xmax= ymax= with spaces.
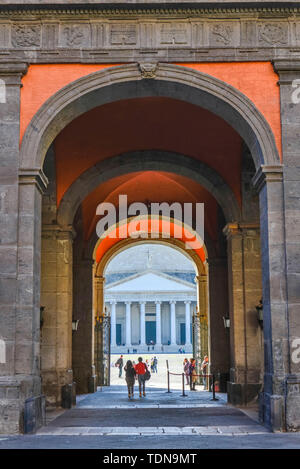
xmin=106 ymin=294 xmax=196 ymax=354
xmin=104 ymin=255 xmax=198 ymax=354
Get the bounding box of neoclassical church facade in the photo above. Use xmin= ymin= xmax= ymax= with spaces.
xmin=105 ymin=245 xmax=197 ymax=353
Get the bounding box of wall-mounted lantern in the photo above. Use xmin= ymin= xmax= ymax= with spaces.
xmin=40 ymin=306 xmax=45 ymax=329
xmin=223 ymin=316 xmax=230 ymax=329
xmin=256 ymin=299 xmax=263 ymax=329
xmin=72 ymin=319 xmax=80 ymax=332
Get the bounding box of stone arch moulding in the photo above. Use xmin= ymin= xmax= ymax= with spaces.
xmin=57 ymin=150 xmax=241 ymax=227
xmin=19 ymin=63 xmax=281 ymax=174
xmin=94 ymin=235 xmax=207 ymax=279
xmin=86 ymin=225 xmax=217 ymax=265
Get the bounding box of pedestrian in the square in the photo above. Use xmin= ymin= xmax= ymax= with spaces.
xmin=153 ymin=356 xmax=158 ymax=373
xmin=124 ymin=360 xmax=136 ymax=399
xmin=189 ymin=358 xmax=197 ymax=391
xmin=183 ymin=358 xmax=190 ymax=385
xmin=115 ymin=354 xmax=124 ymax=378
xmin=201 ymin=356 xmax=209 ymax=389
xmin=150 ymin=357 xmax=154 ymax=372
xmin=134 ymin=356 xmax=148 ymax=397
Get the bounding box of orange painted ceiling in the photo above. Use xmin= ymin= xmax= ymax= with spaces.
xmin=82 ymin=171 xmax=218 ymax=242
xmin=95 ymin=218 xmax=206 ymax=266
xmin=54 ymin=96 xmax=243 ymax=207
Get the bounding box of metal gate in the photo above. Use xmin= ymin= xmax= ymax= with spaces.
xmin=95 ymin=311 xmax=111 ymax=386
xmin=192 ymin=308 xmax=208 ymax=384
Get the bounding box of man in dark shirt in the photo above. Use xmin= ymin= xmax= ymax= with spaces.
xmin=116 ymin=355 xmax=124 ymax=378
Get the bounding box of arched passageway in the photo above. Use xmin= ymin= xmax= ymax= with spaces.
xmin=16 ymin=63 xmax=287 ymax=433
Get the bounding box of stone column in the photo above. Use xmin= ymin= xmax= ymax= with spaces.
xmin=110 ymin=301 xmax=117 ymax=348
xmin=271 ymin=60 xmax=300 ymax=432
xmin=184 ymin=301 xmax=191 ymax=345
xmin=208 ymin=257 xmax=230 ymax=391
xmin=170 ymin=301 xmax=176 ymax=345
xmin=140 ymin=302 xmax=146 ymax=346
xmin=253 ymin=165 xmax=289 ymax=431
xmin=40 ymin=225 xmax=74 ymax=407
xmin=155 ymin=301 xmax=162 ymax=346
xmin=125 ymin=302 xmax=132 ymax=347
xmin=94 ymin=274 xmax=105 ymax=385
xmin=95 ymin=275 xmax=105 ymax=317
xmin=223 ymin=222 xmax=263 ymax=407
xmin=72 ymin=251 xmax=96 ymax=395
xmin=0 ymin=63 xmax=46 ymax=434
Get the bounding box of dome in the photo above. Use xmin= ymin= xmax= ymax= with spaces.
xmin=105 ymin=244 xmax=196 ymax=274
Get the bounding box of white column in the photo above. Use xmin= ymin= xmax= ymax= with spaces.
xmin=170 ymin=300 xmax=177 ymax=345
xmin=184 ymin=301 xmax=191 ymax=345
xmin=155 ymin=301 xmax=162 ymax=346
xmin=110 ymin=301 xmax=117 ymax=347
xmin=125 ymin=301 xmax=132 ymax=347
xmin=140 ymin=301 xmax=146 ymax=346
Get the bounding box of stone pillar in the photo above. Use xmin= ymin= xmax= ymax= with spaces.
xmin=94 ymin=274 xmax=105 ymax=384
xmin=140 ymin=302 xmax=146 ymax=346
xmin=271 ymin=60 xmax=300 ymax=431
xmin=110 ymin=301 xmax=117 ymax=348
xmin=72 ymin=254 xmax=96 ymax=395
xmin=155 ymin=301 xmax=162 ymax=346
xmin=223 ymin=222 xmax=263 ymax=407
xmin=184 ymin=301 xmax=191 ymax=345
xmin=40 ymin=225 xmax=74 ymax=407
xmin=253 ymin=165 xmax=289 ymax=431
xmin=0 ymin=63 xmax=46 ymax=434
xmin=208 ymin=257 xmax=230 ymax=391
xmin=170 ymin=301 xmax=176 ymax=345
xmin=95 ymin=275 xmax=105 ymax=317
xmin=125 ymin=301 xmax=132 ymax=347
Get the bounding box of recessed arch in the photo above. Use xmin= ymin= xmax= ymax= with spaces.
xmin=93 ymin=215 xmax=208 ymax=272
xmin=20 ymin=63 xmax=280 ymax=174
xmin=57 ymin=151 xmax=241 ymax=227
xmin=95 ymin=236 xmax=207 ymax=279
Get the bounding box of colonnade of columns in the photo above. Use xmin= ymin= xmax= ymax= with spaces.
xmin=109 ymin=300 xmax=192 ymax=347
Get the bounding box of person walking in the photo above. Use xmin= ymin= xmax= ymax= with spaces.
xmin=116 ymin=355 xmax=124 ymax=378
xmin=124 ymin=360 xmax=136 ymax=399
xmin=150 ymin=358 xmax=154 ymax=373
xmin=134 ymin=356 xmax=148 ymax=397
xmin=188 ymin=358 xmax=197 ymax=391
xmin=183 ymin=358 xmax=190 ymax=385
xmin=153 ymin=356 xmax=158 ymax=373
xmin=201 ymin=356 xmax=209 ymax=390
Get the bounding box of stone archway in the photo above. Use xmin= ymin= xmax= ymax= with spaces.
xmin=57 ymin=150 xmax=241 ymax=228
xmin=93 ymin=235 xmax=209 ymax=386
xmin=19 ymin=63 xmax=280 ymax=173
xmin=17 ymin=62 xmax=288 ymax=431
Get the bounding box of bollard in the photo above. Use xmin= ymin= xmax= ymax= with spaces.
xmin=167 ymin=370 xmax=171 ymax=393
xmin=210 ymin=374 xmax=219 ymax=401
xmin=181 ymin=373 xmax=187 ymax=397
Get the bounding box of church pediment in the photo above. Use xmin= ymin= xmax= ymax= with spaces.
xmin=105 ymin=270 xmax=196 ymax=293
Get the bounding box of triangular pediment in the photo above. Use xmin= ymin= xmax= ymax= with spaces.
xmin=105 ymin=270 xmax=196 ymax=293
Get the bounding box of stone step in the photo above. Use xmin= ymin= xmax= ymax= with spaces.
xmin=37 ymin=425 xmax=269 ymax=436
